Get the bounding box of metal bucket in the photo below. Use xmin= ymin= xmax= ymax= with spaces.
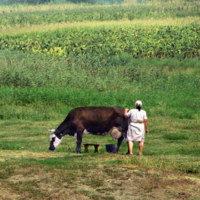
xmin=105 ymin=144 xmax=116 ymax=153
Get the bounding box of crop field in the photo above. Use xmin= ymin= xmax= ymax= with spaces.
xmin=0 ymin=0 xmax=200 ymax=27
xmin=0 ymin=0 xmax=200 ymax=199
xmin=1 ymin=24 xmax=200 ymax=59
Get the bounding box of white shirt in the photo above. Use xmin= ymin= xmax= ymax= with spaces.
xmin=125 ymin=109 xmax=147 ymax=124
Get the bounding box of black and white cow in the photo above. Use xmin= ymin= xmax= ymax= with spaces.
xmin=48 ymin=106 xmax=128 ymax=153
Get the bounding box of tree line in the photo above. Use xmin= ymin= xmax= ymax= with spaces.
xmin=0 ymin=0 xmax=97 ymax=5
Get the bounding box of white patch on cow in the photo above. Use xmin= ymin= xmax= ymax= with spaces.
xmin=48 ymin=129 xmax=63 ymax=149
xmin=73 ymin=129 xmax=90 ymax=139
xmin=109 ymin=127 xmax=122 ymax=141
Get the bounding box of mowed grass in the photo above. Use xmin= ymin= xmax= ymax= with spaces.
xmin=0 ymin=116 xmax=200 ymax=199
xmin=0 ymin=117 xmax=199 ymax=169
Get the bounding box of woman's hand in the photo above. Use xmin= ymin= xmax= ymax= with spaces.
xmin=125 ymin=108 xmax=129 ymax=113
xmin=144 ymin=119 xmax=148 ymax=134
xmin=124 ymin=108 xmax=129 ymax=118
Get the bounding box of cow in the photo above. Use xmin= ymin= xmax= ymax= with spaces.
xmin=48 ymin=106 xmax=128 ymax=153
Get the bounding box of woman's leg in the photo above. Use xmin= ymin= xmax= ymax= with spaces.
xmin=126 ymin=142 xmax=129 ymax=154
xmin=128 ymin=141 xmax=134 ymax=155
xmin=138 ymin=141 xmax=144 ymax=155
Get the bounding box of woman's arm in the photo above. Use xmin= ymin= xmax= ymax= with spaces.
xmin=124 ymin=108 xmax=129 ymax=118
xmin=144 ymin=119 xmax=148 ymax=134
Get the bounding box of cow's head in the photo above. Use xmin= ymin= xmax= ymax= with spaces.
xmin=47 ymin=129 xmax=63 ymax=151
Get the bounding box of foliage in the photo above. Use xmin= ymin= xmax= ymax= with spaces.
xmin=0 ymin=24 xmax=200 ymax=59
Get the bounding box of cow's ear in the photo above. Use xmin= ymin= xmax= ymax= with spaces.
xmin=47 ymin=129 xmax=51 ymax=132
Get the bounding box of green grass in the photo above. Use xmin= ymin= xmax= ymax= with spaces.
xmin=0 ymin=117 xmax=199 ymax=167
xmin=0 ymin=117 xmax=200 ymax=199
xmin=0 ymin=50 xmax=199 ymax=120
xmin=0 ymin=84 xmax=199 ymax=120
xmin=0 ymin=1 xmax=200 ymax=198
xmin=0 ymin=0 xmax=200 ymax=28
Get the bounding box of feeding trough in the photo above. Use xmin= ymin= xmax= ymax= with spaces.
xmin=105 ymin=144 xmax=116 ymax=153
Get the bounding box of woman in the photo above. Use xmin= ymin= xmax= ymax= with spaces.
xmin=124 ymin=100 xmax=148 ymax=155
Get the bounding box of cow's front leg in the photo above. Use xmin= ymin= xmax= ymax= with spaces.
xmin=115 ymin=134 xmax=124 ymax=153
xmin=74 ymin=130 xmax=83 ymax=153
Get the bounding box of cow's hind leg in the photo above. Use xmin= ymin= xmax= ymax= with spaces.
xmin=74 ymin=129 xmax=83 ymax=153
xmin=115 ymin=134 xmax=124 ymax=153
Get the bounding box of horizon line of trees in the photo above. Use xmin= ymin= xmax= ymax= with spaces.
xmin=0 ymin=0 xmax=124 ymax=5
xmin=0 ymin=0 xmax=197 ymax=6
xmin=0 ymin=0 xmax=99 ymax=5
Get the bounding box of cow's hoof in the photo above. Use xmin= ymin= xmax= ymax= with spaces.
xmin=113 ymin=149 xmax=118 ymax=154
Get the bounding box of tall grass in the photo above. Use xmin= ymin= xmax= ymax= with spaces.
xmin=0 ymin=50 xmax=199 ymax=120
xmin=0 ymin=85 xmax=199 ymax=120
xmin=1 ymin=50 xmax=200 ymax=90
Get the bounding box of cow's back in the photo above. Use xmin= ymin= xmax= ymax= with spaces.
xmin=69 ymin=106 xmax=124 ymax=122
xmin=55 ymin=106 xmax=126 ymax=135
xmin=70 ymin=106 xmax=126 ymax=134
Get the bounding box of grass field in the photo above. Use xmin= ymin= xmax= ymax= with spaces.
xmin=0 ymin=117 xmax=200 ymax=199
xmin=1 ymin=17 xmax=199 ymax=36
xmin=0 ymin=0 xmax=200 ymax=199
xmin=0 ymin=0 xmax=199 ymax=13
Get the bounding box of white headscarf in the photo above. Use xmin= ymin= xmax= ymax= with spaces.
xmin=135 ymin=100 xmax=142 ymax=108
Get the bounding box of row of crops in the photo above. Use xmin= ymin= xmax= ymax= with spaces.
xmin=0 ymin=24 xmax=199 ymax=59
xmin=0 ymin=4 xmax=200 ymax=28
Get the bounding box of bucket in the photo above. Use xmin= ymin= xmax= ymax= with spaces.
xmin=106 ymin=144 xmax=116 ymax=153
